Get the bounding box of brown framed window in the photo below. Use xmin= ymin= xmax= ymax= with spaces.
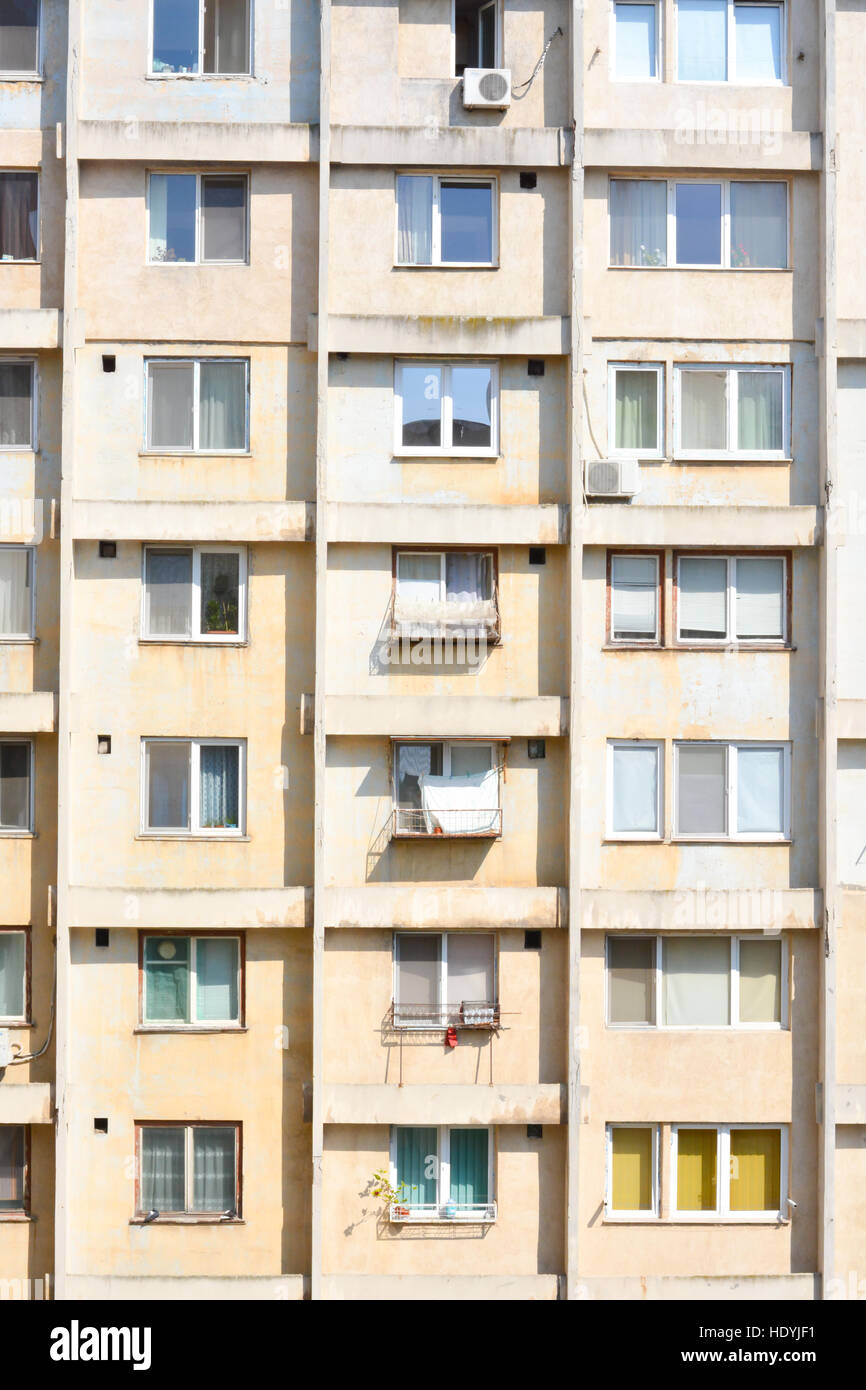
xmin=0 ymin=926 xmax=29 ymax=1022
xmin=135 ymin=1122 xmax=241 ymax=1218
xmin=139 ymin=933 xmax=244 ymax=1029
xmin=0 ymin=1125 xmax=29 ymax=1215
xmin=673 ymin=551 xmax=791 ymax=646
xmin=607 ymin=551 xmax=664 ymax=645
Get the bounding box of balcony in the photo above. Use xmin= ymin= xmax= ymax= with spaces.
xmin=392 ymin=804 xmax=503 ymax=840
xmin=392 ymin=743 xmax=504 ymax=840
xmin=389 ymin=585 xmax=501 ymax=648
xmin=389 ymin=1000 xmax=501 ymax=1031
xmin=389 ymin=1201 xmax=497 ymax=1225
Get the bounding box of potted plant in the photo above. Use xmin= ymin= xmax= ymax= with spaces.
xmin=370 ymin=1168 xmax=410 ymax=1219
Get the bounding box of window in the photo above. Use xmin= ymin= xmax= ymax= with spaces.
xmin=142 ymin=546 xmax=246 ymax=642
xmin=0 ymin=0 xmax=39 ymax=75
xmin=609 ymin=553 xmax=661 ymax=644
xmin=0 ymin=741 xmax=31 ymax=831
xmin=390 ymin=1125 xmax=495 ymax=1222
xmin=606 ymin=1125 xmax=658 ymax=1217
xmin=394 ymin=550 xmax=496 ymax=637
xmin=676 ymin=0 xmax=784 ymax=84
xmin=396 ymin=174 xmax=496 ymax=266
xmin=610 ymin=179 xmax=788 ymax=268
xmin=0 ymin=546 xmax=34 ymax=638
xmin=0 ymin=360 xmax=35 ymax=449
xmin=674 ymin=741 xmax=790 ymax=840
xmin=141 ymin=934 xmax=242 ymax=1027
xmin=142 ymin=738 xmax=245 ymax=836
xmin=609 ymin=363 xmax=663 ymax=456
xmin=394 ymin=361 xmax=498 ymax=456
xmin=136 ymin=1123 xmax=240 ymax=1217
xmin=676 ymin=554 xmax=787 ymax=643
xmin=393 ymin=740 xmax=501 ymax=837
xmin=0 ymin=171 xmax=37 ymax=261
xmin=607 ymin=741 xmax=663 ymax=839
xmin=147 ymin=173 xmax=248 ymax=264
xmin=0 ymin=1125 xmax=27 ymax=1213
xmin=674 ymin=366 xmax=788 ymax=458
xmin=0 ymin=929 xmax=27 ymax=1022
xmin=151 ymin=0 xmax=251 ymax=75
xmin=606 ymin=935 xmax=785 ymax=1028
xmin=613 ymin=2 xmax=659 ymax=80
xmin=393 ymin=932 xmax=496 ymax=1027
xmin=672 ymin=1125 xmax=785 ymax=1219
xmin=145 ymin=359 xmax=248 ymax=453
xmin=455 ymin=0 xmax=501 ymax=73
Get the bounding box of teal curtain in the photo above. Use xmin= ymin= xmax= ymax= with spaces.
xmin=196 ymin=938 xmax=239 ymax=1021
xmin=144 ymin=937 xmax=190 ymax=1022
xmin=449 ymin=1129 xmax=489 ymax=1206
xmin=615 ymin=370 xmax=658 ymax=451
xmin=199 ymin=745 xmax=239 ymax=829
xmin=396 ymin=1127 xmax=438 ymax=1205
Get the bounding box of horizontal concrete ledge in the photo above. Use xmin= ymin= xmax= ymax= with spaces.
xmin=331 ymin=124 xmax=570 ymax=168
xmin=838 ymin=701 xmax=866 ymax=739
xmin=836 ymin=1085 xmax=866 ymax=1126
xmin=70 ymin=500 xmax=314 ymax=544
xmin=325 ymin=884 xmax=566 ymax=930
xmin=577 ymin=1274 xmax=819 ymax=1301
xmin=583 ymin=505 xmax=822 ymax=548
xmin=67 ymin=887 xmax=312 ymax=930
xmin=326 ymin=502 xmax=568 ymax=546
xmin=324 ymin=694 xmax=568 ymax=737
xmin=0 ymin=1083 xmax=53 ymax=1125
xmin=837 ymin=319 xmax=866 ymax=359
xmin=314 ymin=314 xmax=570 ymax=356
xmin=322 ymin=1274 xmax=562 ymax=1301
xmin=0 ymin=691 xmax=56 ymax=734
xmin=78 ymin=120 xmax=317 ymax=163
xmin=63 ymin=1275 xmax=306 ymax=1301
xmin=582 ymin=888 xmax=821 ymax=932
xmin=323 ymin=1083 xmax=566 ymax=1125
xmin=0 ymin=308 xmax=61 ymax=351
xmin=584 ymin=128 xmax=820 ymax=173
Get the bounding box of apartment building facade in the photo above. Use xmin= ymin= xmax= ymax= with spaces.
xmin=0 ymin=0 xmax=862 ymax=1301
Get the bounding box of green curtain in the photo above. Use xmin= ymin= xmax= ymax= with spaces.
xmin=449 ymin=1129 xmax=489 ymax=1206
xmin=615 ymin=370 xmax=658 ymax=451
xmin=396 ymin=1128 xmax=438 ymax=1206
xmin=144 ymin=937 xmax=190 ymax=1022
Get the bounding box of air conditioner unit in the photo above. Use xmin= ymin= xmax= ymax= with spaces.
xmin=462 ymin=68 xmax=512 ymax=109
xmin=585 ymin=457 xmax=641 ymax=498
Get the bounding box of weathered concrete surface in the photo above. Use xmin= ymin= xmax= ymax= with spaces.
xmin=325 ymin=503 xmax=567 ymax=545
xmin=578 ymin=1275 xmax=819 ymax=1301
xmin=315 ymin=314 xmax=570 ymax=356
xmin=71 ymin=501 xmax=314 ymax=543
xmin=64 ymin=1275 xmax=306 ymax=1300
xmin=584 ymin=129 xmax=821 ymax=173
xmin=0 ymin=1083 xmax=53 ymax=1124
xmin=581 ymin=889 xmax=822 ymax=933
xmin=322 ymin=1274 xmax=562 ymax=1300
xmin=67 ymin=886 xmax=312 ymax=930
xmin=584 ymin=506 xmax=822 ymax=548
xmin=0 ymin=692 xmax=56 ymax=732
xmin=322 ymin=1084 xmax=566 ymax=1125
xmin=324 ymin=694 xmax=567 ymax=736
xmin=330 ymin=124 xmax=570 ymax=167
xmin=324 ymin=884 xmax=565 ymax=930
xmin=0 ymin=310 xmax=62 ymax=350
xmin=835 ymin=1085 xmax=866 ymax=1125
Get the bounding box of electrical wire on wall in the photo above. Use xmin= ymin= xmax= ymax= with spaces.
xmin=512 ymin=26 xmax=563 ymax=100
xmin=6 ymin=946 xmax=56 ymax=1065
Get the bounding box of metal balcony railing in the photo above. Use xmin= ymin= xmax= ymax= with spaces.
xmin=389 ymin=1201 xmax=497 ymax=1224
xmin=389 ymin=585 xmax=501 ymax=647
xmin=391 ymin=806 xmax=503 ymax=839
xmin=390 ymin=1000 xmax=501 ymax=1030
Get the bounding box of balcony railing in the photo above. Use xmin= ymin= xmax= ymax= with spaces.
xmin=389 ymin=1201 xmax=497 ymax=1224
xmin=390 ymin=586 xmax=501 ymax=647
xmin=392 ymin=806 xmax=503 ymax=839
xmin=390 ymin=1000 xmax=501 ymax=1030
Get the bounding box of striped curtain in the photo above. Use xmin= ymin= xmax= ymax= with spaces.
xmin=396 ymin=1128 xmax=438 ymax=1206
xmin=449 ymin=1129 xmax=488 ymax=1206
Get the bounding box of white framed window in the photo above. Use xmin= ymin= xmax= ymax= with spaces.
xmin=609 ymin=553 xmax=661 ymax=645
xmin=393 ymin=739 xmax=501 ymax=837
xmin=394 ymin=549 xmax=496 ymax=635
xmin=0 ymin=0 xmax=41 ymax=77
xmin=454 ymin=0 xmax=501 ymax=73
xmin=0 ymin=928 xmax=27 ymax=1023
xmin=676 ymin=554 xmax=787 ymax=644
xmin=389 ymin=1125 xmax=495 ymax=1222
xmin=606 ymin=1124 xmax=659 ymax=1218
xmin=0 ymin=740 xmax=32 ymax=832
xmin=145 ymin=358 xmax=249 ymax=453
xmin=609 ymin=363 xmax=664 ymax=456
xmin=142 ymin=545 xmax=247 ymax=642
xmin=394 ymin=360 xmax=498 ymax=457
xmin=0 ymin=170 xmax=38 ymax=261
xmin=0 ymin=359 xmax=36 ymax=450
xmin=610 ymin=178 xmax=788 ymax=268
xmin=671 ymin=1124 xmax=787 ymax=1220
xmin=674 ymin=740 xmax=790 ymax=841
xmin=396 ymin=174 xmax=497 ymax=267
xmin=612 ymin=1 xmax=660 ymax=81
xmin=676 ymin=0 xmax=785 ymax=85
xmin=147 ymin=172 xmax=249 ymax=265
xmin=136 ymin=1123 xmax=240 ymax=1217
xmin=674 ymin=365 xmax=789 ymax=459
xmin=606 ymin=934 xmax=787 ymax=1029
xmin=607 ymin=740 xmax=663 ymax=840
xmin=150 ymin=0 xmax=251 ymax=76
xmin=141 ymin=934 xmax=242 ymax=1027
xmin=393 ymin=932 xmax=497 ymax=1028
xmin=0 ymin=545 xmax=34 ymax=640
xmin=141 ymin=738 xmax=246 ymax=836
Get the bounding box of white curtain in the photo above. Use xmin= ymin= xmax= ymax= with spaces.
xmin=612 ymin=744 xmax=659 ymax=833
xmin=204 ymin=0 xmax=250 ymax=74
xmin=396 ymin=934 xmax=439 ymax=1014
xmin=446 ymin=934 xmax=494 ymax=1009
xmin=608 ymin=937 xmax=655 ymax=1024
xmin=0 ymin=932 xmax=25 ymax=1018
xmin=0 ymin=362 xmax=33 ymax=447
xmin=738 ymin=938 xmax=781 ymax=1023
xmin=680 ymin=370 xmax=727 ymax=451
xmin=141 ymin=1128 xmax=186 ymax=1211
xmin=195 ymin=938 xmax=238 ymax=1021
xmin=610 ymin=179 xmax=666 ymax=266
xmin=0 ymin=742 xmax=29 ymax=829
xmin=615 ymin=369 xmax=658 ymax=451
xmin=147 ymin=742 xmax=190 ymax=830
xmin=615 ymin=3 xmax=656 ymax=78
xmin=0 ymin=0 xmax=39 ymax=73
xmin=612 ymin=555 xmax=657 ymax=637
xmin=148 ymin=363 xmax=194 ymax=450
xmin=145 ymin=549 xmax=192 ymax=636
xmin=421 ymin=766 xmax=499 ymax=834
xmin=677 ymin=745 xmax=726 ymax=834
xmin=737 ymin=371 xmax=782 ymax=450
xmin=730 ymin=182 xmax=787 ymax=268
xmin=735 ymin=5 xmax=781 ymax=82
xmin=201 ymin=176 xmax=246 ymax=262
xmin=663 ymin=936 xmax=730 ymax=1025
xmin=0 ymin=548 xmax=31 ymax=636
xmin=193 ymin=1127 xmax=236 ymax=1211
xmin=735 ymin=556 xmax=784 ymax=639
xmin=677 ymin=0 xmax=727 ymax=81
xmin=397 ymin=175 xmax=433 ymax=265
xmin=200 ymin=362 xmax=246 ymax=451
xmin=678 ymin=556 xmax=727 ymax=638
xmin=148 ymin=174 xmax=169 ymax=261
xmin=737 ymin=746 xmax=784 ymax=834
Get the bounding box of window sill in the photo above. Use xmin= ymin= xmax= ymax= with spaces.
xmin=0 ymin=1212 xmax=33 ymax=1223
xmin=604 ymin=643 xmax=794 ymax=653
xmin=393 ymin=263 xmax=500 ymax=272
xmin=0 ymin=638 xmax=38 ymax=646
xmin=608 ymin=266 xmax=791 ymax=274
xmin=135 ymin=833 xmax=250 ymax=842
xmin=138 ymin=450 xmax=251 ymax=459
xmin=138 ymin=638 xmax=248 ymax=648
xmin=0 ymin=831 xmax=36 ymax=839
xmin=394 ymin=451 xmax=501 ymax=462
xmin=146 ymin=261 xmax=250 ymax=269
xmin=0 ymin=1020 xmax=35 ymax=1030
xmin=604 ymin=837 xmax=792 ymax=847
xmin=0 ymin=449 xmax=38 ymax=457
xmin=605 ymin=1024 xmax=785 ymax=1034
xmin=145 ymin=73 xmax=255 ymax=81
xmin=603 ymin=1216 xmax=787 ymax=1226
xmin=0 ymin=73 xmax=43 ymax=83
xmin=130 ymin=1215 xmax=244 ymax=1225
xmin=672 ymin=456 xmax=793 ymax=466
xmin=0 ymin=260 xmax=41 ymax=267
xmin=134 ymin=1026 xmax=247 ymax=1035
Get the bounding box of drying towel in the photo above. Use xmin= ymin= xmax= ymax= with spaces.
xmin=420 ymin=768 xmax=500 ymax=834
